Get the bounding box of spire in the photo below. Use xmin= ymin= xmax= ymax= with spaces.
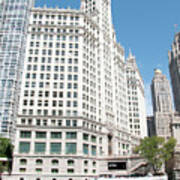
xmin=128 ymin=48 xmax=135 ymax=59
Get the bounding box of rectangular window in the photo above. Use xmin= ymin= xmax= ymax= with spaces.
xmin=36 ymin=168 xmax=42 ymax=173
xmin=66 ymin=143 xmax=76 ymax=154
xmin=66 ymin=132 xmax=77 ymax=139
xmin=36 ymin=132 xmax=46 ymax=138
xmin=35 ymin=143 xmax=46 ymax=153
xmin=83 ymin=144 xmax=89 ymax=155
xmin=67 ymin=169 xmax=74 ymax=174
xmin=51 ymin=132 xmax=62 ymax=139
xmin=91 ymin=135 xmax=96 ymax=143
xmin=20 ymin=131 xmax=31 ymax=138
xmin=66 ymin=120 xmax=71 ymax=126
xmin=91 ymin=146 xmax=97 ymax=156
xmin=83 ymin=133 xmax=89 ymax=141
xmin=19 ymin=142 xmax=30 ymax=153
xmin=51 ymin=168 xmax=59 ymax=174
xmin=50 ymin=143 xmax=61 ymax=154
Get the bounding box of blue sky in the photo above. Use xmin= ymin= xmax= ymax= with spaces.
xmin=35 ymin=0 xmax=180 ymax=115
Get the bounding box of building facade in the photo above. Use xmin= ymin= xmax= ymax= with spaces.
xmin=169 ymin=32 xmax=180 ymax=112
xmin=4 ymin=0 xmax=147 ymax=179
xmin=151 ymin=69 xmax=173 ymax=139
xmin=0 ymin=0 xmax=34 ymax=139
xmin=126 ymin=52 xmax=147 ymax=138
xmin=147 ymin=116 xmax=155 ymax=137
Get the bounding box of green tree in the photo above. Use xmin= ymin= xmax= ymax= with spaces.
xmin=135 ymin=136 xmax=176 ymax=175
xmin=0 ymin=137 xmax=13 ymax=176
xmin=0 ymin=138 xmax=13 ymax=158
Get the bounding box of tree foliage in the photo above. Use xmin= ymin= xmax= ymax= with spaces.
xmin=0 ymin=137 xmax=13 ymax=175
xmin=135 ymin=136 xmax=176 ymax=174
xmin=0 ymin=137 xmax=13 ymax=158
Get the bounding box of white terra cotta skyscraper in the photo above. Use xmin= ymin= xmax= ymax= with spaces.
xmin=8 ymin=0 xmax=147 ymax=179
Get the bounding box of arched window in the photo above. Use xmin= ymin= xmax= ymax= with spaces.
xmin=20 ymin=159 xmax=27 ymax=165
xmin=51 ymin=159 xmax=59 ymax=165
xmin=67 ymin=159 xmax=74 ymax=166
xmin=36 ymin=159 xmax=43 ymax=165
xmin=84 ymin=160 xmax=88 ymax=166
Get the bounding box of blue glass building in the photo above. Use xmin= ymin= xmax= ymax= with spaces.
xmin=0 ymin=0 xmax=34 ymax=139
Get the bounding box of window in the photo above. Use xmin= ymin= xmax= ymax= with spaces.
xmin=19 ymin=142 xmax=30 ymax=153
xmin=84 ymin=160 xmax=88 ymax=166
xmin=66 ymin=120 xmax=71 ymax=126
xmin=36 ymin=168 xmax=42 ymax=173
xmin=93 ymin=161 xmax=96 ymax=166
xmin=66 ymin=132 xmax=77 ymax=139
xmin=67 ymin=169 xmax=74 ymax=174
xmin=66 ymin=143 xmax=76 ymax=154
xmin=20 ymin=131 xmax=31 ymax=138
xmin=83 ymin=134 xmax=89 ymax=141
xmin=19 ymin=168 xmax=26 ymax=172
xmin=67 ymin=92 xmax=71 ymax=98
xmin=51 ymin=132 xmax=62 ymax=139
xmin=36 ymin=159 xmax=43 ymax=165
xmin=72 ymin=120 xmax=77 ymax=127
xmin=52 ymin=159 xmax=59 ymax=165
xmin=50 ymin=143 xmax=61 ymax=154
xmin=35 ymin=143 xmax=46 ymax=153
xmin=51 ymin=169 xmax=58 ymax=174
xmin=91 ymin=146 xmax=97 ymax=156
xmin=67 ymin=160 xmax=74 ymax=166
xmin=91 ymin=135 xmax=96 ymax=143
xmin=83 ymin=144 xmax=89 ymax=155
xmin=36 ymin=132 xmax=46 ymax=138
xmin=20 ymin=159 xmax=27 ymax=165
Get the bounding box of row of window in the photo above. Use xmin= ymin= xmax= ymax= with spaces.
xmin=31 ymin=34 xmax=79 ymax=41
xmin=24 ymin=90 xmax=77 ymax=98
xmin=29 ymin=49 xmax=79 ymax=56
xmin=33 ymin=14 xmax=80 ymax=21
xmin=26 ymin=64 xmax=78 ymax=72
xmin=26 ymin=73 xmax=78 ymax=81
xmin=20 ymin=131 xmax=76 ymax=139
xmin=31 ymin=20 xmax=79 ymax=26
xmin=28 ymin=57 xmax=78 ymax=64
xmin=21 ymin=109 xmax=78 ymax=116
xmin=24 ymin=82 xmax=78 ymax=89
xmin=20 ymin=118 xmax=77 ymax=127
xmin=19 ymin=167 xmax=96 ymax=175
xmin=19 ymin=142 xmax=97 ymax=155
xmin=23 ymin=99 xmax=78 ymax=107
xmin=20 ymin=158 xmax=96 ymax=166
xmin=19 ymin=119 xmax=101 ymax=132
xmin=19 ymin=167 xmax=78 ymax=174
xmin=20 ymin=131 xmax=99 ymax=143
xmin=31 ymin=28 xmax=80 ymax=34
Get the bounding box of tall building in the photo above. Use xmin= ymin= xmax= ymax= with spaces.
xmin=7 ymin=1 xmax=146 ymax=179
xmin=147 ymin=116 xmax=155 ymax=137
xmin=0 ymin=0 xmax=34 ymax=139
xmin=126 ymin=51 xmax=147 ymax=137
xmin=151 ymin=69 xmax=173 ymax=138
xmin=169 ymin=32 xmax=180 ymax=112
